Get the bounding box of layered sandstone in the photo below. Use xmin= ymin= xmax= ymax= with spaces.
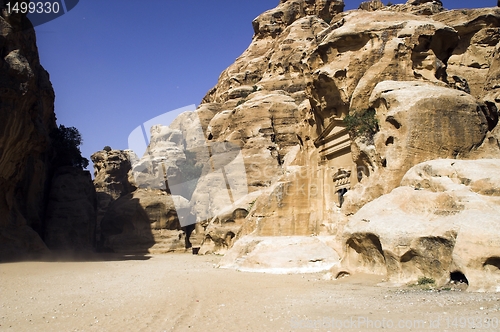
xmin=198 ymin=0 xmax=500 ymax=287
xmin=95 ymin=0 xmax=500 ymax=289
xmin=342 ymin=159 xmax=500 ymax=292
xmin=92 ymin=149 xmax=193 ymax=253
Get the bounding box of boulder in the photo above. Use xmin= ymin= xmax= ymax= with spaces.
xmin=342 ymin=81 xmax=488 ymax=214
xmin=343 ymin=159 xmax=500 ymax=292
xmin=91 ymin=149 xmax=135 ymax=199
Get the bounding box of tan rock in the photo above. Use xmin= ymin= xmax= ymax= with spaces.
xmin=358 ymin=0 xmax=384 ymax=12
xmin=433 ymin=8 xmax=500 ymax=98
xmin=343 ymin=159 xmax=500 ymax=291
xmin=99 ymin=188 xmax=189 ymax=253
xmin=91 ymin=149 xmax=135 ymax=199
xmin=342 ymin=81 xmax=488 ymax=214
xmin=308 ymin=10 xmax=458 ymax=116
xmin=199 ymin=5 xmax=498 ymax=254
xmin=218 ymin=236 xmax=341 ymax=274
xmin=252 ymin=0 xmax=344 ymax=39
xmin=381 ymin=0 xmax=444 ymax=15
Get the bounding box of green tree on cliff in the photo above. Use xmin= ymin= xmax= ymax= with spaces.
xmin=50 ymin=125 xmax=89 ymax=169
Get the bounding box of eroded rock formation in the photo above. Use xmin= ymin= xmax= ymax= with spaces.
xmin=0 ymin=5 xmax=98 ymax=260
xmin=92 ymin=149 xmax=192 ymax=253
xmin=198 ymin=0 xmax=500 ymax=288
xmin=342 ymin=81 xmax=488 ymax=214
xmin=0 ymin=3 xmax=56 ymax=259
xmin=96 ymin=0 xmax=500 ymax=289
xmin=358 ymin=0 xmax=384 ymax=12
xmin=343 ymin=159 xmax=500 ymax=292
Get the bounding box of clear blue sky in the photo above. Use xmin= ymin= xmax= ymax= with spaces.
xmin=34 ymin=0 xmax=496 ymax=172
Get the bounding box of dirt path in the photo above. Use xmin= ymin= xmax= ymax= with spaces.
xmin=1 ymin=253 xmax=499 ymax=331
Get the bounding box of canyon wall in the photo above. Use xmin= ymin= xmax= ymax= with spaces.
xmin=0 ymin=2 xmax=97 ymax=260
xmin=94 ymin=0 xmax=500 ymax=290
xmin=0 ymin=3 xmax=56 ymax=259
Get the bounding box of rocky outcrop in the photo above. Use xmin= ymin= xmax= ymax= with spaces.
xmin=342 ymin=81 xmax=488 ymax=214
xmin=193 ymin=1 xmax=500 ymax=288
xmin=0 ymin=2 xmax=56 ymax=260
xmin=91 ymin=149 xmax=135 ymax=199
xmin=358 ymin=0 xmax=384 ymax=12
xmin=342 ymin=159 xmax=500 ymax=292
xmin=96 ymin=0 xmax=500 ymax=289
xmin=252 ymin=0 xmax=344 ymax=39
xmin=383 ymin=0 xmax=444 ymax=16
xmin=44 ymin=167 xmax=97 ymax=251
xmin=434 ymin=8 xmax=500 ymax=99
xmin=92 ymin=148 xmax=194 ymax=253
xmin=98 ymin=189 xmax=189 ymax=253
xmin=91 ymin=149 xmax=135 ymax=237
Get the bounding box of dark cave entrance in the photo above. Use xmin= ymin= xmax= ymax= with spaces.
xmin=450 ymin=271 xmax=469 ymax=285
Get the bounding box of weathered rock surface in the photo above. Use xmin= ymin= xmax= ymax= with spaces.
xmin=91 ymin=149 xmax=135 ymax=199
xmin=0 ymin=3 xmax=56 ymax=260
xmin=92 ymin=147 xmax=193 ymax=253
xmin=343 ymin=81 xmax=488 ymax=214
xmin=192 ymin=1 xmax=500 ymax=290
xmin=343 ymin=159 xmax=500 ymax=292
xmin=98 ymin=188 xmax=190 ymax=253
xmin=252 ymin=0 xmax=344 ymax=39
xmin=435 ymin=8 xmax=500 ymax=99
xmin=383 ymin=0 xmax=444 ymax=16
xmin=95 ymin=0 xmax=500 ymax=290
xmin=44 ymin=167 xmax=97 ymax=251
xmin=218 ymin=236 xmax=340 ymax=274
xmin=358 ymin=0 xmax=384 ymax=12
xmin=91 ymin=149 xmax=135 ymax=238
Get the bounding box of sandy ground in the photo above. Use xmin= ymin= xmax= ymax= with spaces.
xmin=1 ymin=253 xmax=500 ymax=332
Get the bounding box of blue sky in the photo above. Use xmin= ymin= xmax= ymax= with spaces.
xmin=34 ymin=0 xmax=496 ymax=172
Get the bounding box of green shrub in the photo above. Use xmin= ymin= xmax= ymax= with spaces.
xmin=103 ymin=145 xmax=112 ymax=152
xmin=417 ymin=276 xmax=435 ymax=285
xmin=248 ymin=199 xmax=257 ymax=211
xmin=236 ymin=99 xmax=246 ymax=106
xmin=343 ymin=108 xmax=379 ymax=138
xmin=50 ymin=125 xmax=89 ymax=169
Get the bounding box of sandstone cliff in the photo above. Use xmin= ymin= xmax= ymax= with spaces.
xmin=91 ymin=149 xmax=189 ymax=253
xmin=96 ymin=0 xmax=500 ymax=290
xmin=0 ymin=3 xmax=97 ymax=260
xmin=201 ymin=0 xmax=500 ymax=290
xmin=0 ymin=2 xmax=56 ymax=259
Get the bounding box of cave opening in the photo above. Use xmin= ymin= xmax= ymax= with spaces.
xmin=450 ymin=271 xmax=468 ymax=285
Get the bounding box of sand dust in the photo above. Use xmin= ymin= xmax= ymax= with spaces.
xmin=1 ymin=253 xmax=499 ymax=331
